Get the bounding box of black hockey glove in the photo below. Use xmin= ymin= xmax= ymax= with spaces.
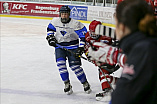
xmin=100 ymin=64 xmax=120 ymax=74
xmin=46 ymin=35 xmax=57 ymax=47
xmin=75 ymin=47 xmax=84 ymax=58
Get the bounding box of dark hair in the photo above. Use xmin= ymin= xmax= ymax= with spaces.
xmin=116 ymin=0 xmax=157 ymax=36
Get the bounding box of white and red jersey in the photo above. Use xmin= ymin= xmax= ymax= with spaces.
xmin=84 ymin=31 xmax=112 ymax=54
xmin=84 ymin=32 xmax=118 ymax=90
xmin=85 ymin=31 xmax=126 ymax=68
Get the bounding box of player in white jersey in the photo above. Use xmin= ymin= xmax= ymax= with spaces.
xmin=46 ymin=5 xmax=91 ymax=95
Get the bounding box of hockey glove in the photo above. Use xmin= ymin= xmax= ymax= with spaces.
xmin=88 ymin=42 xmax=119 ymax=66
xmin=46 ymin=35 xmax=57 ymax=47
xmin=75 ymin=47 xmax=84 ymax=58
xmin=100 ymin=64 xmax=120 ymax=74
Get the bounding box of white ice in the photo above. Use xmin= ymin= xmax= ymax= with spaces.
xmin=0 ymin=17 xmax=122 ymax=104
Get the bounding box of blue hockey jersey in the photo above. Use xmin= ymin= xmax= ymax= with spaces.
xmin=47 ymin=17 xmax=87 ymax=49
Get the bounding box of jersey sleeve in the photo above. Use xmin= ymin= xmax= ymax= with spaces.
xmin=74 ymin=21 xmax=87 ymax=47
xmin=47 ymin=18 xmax=57 ymax=36
xmin=117 ymin=53 xmax=126 ymax=67
xmin=100 ymin=36 xmax=113 ymax=45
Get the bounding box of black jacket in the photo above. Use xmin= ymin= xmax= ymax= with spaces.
xmin=111 ymin=31 xmax=157 ymax=104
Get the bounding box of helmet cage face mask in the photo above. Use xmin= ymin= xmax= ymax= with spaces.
xmin=61 ymin=18 xmax=69 ymax=23
xmin=89 ymin=31 xmax=100 ymax=39
xmin=60 ymin=12 xmax=70 ymax=23
xmin=59 ymin=6 xmax=71 ymax=23
xmin=60 ymin=11 xmax=70 ymax=15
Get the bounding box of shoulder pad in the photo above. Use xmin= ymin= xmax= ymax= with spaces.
xmin=71 ymin=19 xmax=85 ymax=30
xmin=50 ymin=17 xmax=61 ymax=26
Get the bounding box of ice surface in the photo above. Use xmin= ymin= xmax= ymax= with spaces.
xmin=0 ymin=17 xmax=122 ymax=104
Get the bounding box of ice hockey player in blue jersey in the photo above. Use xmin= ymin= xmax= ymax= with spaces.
xmin=46 ymin=5 xmax=91 ymax=95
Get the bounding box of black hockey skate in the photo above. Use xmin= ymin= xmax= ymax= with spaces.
xmin=82 ymin=81 xmax=92 ymax=94
xmin=64 ymin=81 xmax=73 ymax=95
xmin=96 ymin=88 xmax=112 ymax=101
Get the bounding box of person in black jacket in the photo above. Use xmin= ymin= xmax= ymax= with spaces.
xmin=87 ymin=0 xmax=157 ymax=103
xmin=111 ymin=0 xmax=157 ymax=103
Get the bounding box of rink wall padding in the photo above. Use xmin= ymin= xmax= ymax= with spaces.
xmin=0 ymin=1 xmax=115 ymax=27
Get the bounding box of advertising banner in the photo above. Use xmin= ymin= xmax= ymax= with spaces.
xmin=68 ymin=5 xmax=88 ymax=21
xmin=87 ymin=6 xmax=115 ymax=24
xmin=0 ymin=1 xmax=63 ymax=17
xmin=0 ymin=1 xmax=117 ymax=24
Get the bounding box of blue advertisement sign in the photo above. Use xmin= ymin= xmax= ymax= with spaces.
xmin=68 ymin=5 xmax=88 ymax=21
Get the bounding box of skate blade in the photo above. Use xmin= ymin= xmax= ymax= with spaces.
xmin=96 ymin=94 xmax=111 ymax=101
xmin=96 ymin=96 xmax=103 ymax=101
xmin=85 ymin=89 xmax=92 ymax=94
xmin=65 ymin=89 xmax=73 ymax=95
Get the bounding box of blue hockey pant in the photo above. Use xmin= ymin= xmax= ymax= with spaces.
xmin=55 ymin=48 xmax=87 ymax=84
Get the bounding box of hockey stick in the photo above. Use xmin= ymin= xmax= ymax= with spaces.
xmin=56 ymin=43 xmax=116 ymax=90
xmin=55 ymin=43 xmax=88 ymax=60
xmin=99 ymin=68 xmax=115 ymax=91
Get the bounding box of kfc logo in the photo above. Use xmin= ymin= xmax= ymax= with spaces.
xmin=12 ymin=4 xmax=27 ymax=10
xmin=2 ymin=2 xmax=10 ymax=13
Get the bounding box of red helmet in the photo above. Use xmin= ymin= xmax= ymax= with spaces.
xmin=89 ymin=20 xmax=102 ymax=39
xmin=89 ymin=20 xmax=101 ymax=32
